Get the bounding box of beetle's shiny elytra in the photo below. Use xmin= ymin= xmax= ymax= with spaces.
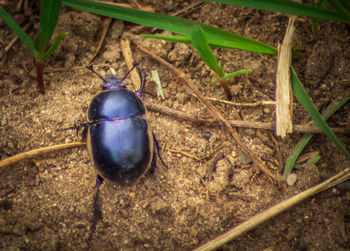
xmin=86 ymin=65 xmax=154 ymax=182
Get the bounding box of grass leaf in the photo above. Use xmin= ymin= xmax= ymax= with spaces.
xmin=291 ymin=67 xmax=350 ymax=158
xmin=221 ymin=69 xmax=252 ymax=80
xmin=0 ymin=6 xmax=34 ymax=54
xmin=327 ymin=0 xmax=350 ymax=21
xmin=40 ymin=0 xmax=63 ymax=49
xmin=207 ymin=0 xmax=350 ymax=24
xmin=62 ymin=0 xmax=277 ymax=55
xmin=141 ymin=34 xmax=193 ymax=44
xmin=192 ymin=26 xmax=222 ymax=76
xmin=40 ymin=31 xmax=68 ymax=62
xmin=283 ymin=95 xmax=350 ymax=176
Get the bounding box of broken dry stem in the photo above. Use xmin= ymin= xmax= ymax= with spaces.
xmin=276 ymin=17 xmax=295 ymax=138
xmin=145 ymin=103 xmax=349 ymax=135
xmin=194 ymin=168 xmax=350 ymax=251
xmin=0 ymin=142 xmax=86 ymax=169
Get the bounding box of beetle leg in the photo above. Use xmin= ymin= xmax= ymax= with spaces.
xmin=152 ymin=131 xmax=168 ymax=169
xmin=57 ymin=121 xmax=90 ymax=141
xmin=149 ymin=149 xmax=157 ymax=174
xmin=81 ymin=125 xmax=88 ymax=141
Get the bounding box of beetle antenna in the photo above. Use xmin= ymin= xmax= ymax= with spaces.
xmin=136 ymin=69 xmax=148 ymax=97
xmin=120 ymin=63 xmax=138 ymax=82
xmin=86 ymin=65 xmax=108 ymax=84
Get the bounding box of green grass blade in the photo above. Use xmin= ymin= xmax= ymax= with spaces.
xmin=151 ymin=70 xmax=166 ymax=100
xmin=0 ymin=6 xmax=34 ymax=54
xmin=206 ymin=0 xmax=350 ymax=23
xmin=141 ymin=34 xmax=192 ymax=44
xmin=40 ymin=31 xmax=68 ymax=62
xmin=221 ymin=69 xmax=252 ymax=80
xmin=192 ymin=26 xmax=221 ymax=77
xmin=291 ymin=67 xmax=350 ymax=158
xmin=283 ymin=96 xmax=350 ymax=177
xmin=62 ymin=0 xmax=277 ymax=55
xmin=40 ymin=0 xmax=62 ymax=48
xmin=327 ymin=0 xmax=350 ymax=21
xmin=284 ymin=133 xmax=314 ymax=177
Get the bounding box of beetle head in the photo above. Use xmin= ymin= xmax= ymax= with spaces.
xmin=102 ymin=75 xmax=126 ymax=90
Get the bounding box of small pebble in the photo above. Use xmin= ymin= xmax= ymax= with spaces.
xmin=203 ymin=131 xmax=212 ymax=140
xmin=287 ymin=173 xmax=297 ymax=186
xmin=237 ymin=151 xmax=252 ymax=165
xmin=263 ymin=107 xmax=271 ymax=114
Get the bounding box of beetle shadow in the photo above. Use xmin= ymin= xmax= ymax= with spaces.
xmin=88 ymin=175 xmax=104 ymax=242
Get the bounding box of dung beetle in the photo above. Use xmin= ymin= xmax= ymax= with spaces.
xmin=63 ymin=64 xmax=167 ymax=241
xmin=84 ymin=64 xmax=166 ymax=183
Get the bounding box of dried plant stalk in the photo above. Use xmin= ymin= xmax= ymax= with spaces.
xmin=194 ymin=168 xmax=350 ymax=251
xmin=276 ymin=17 xmax=295 ymax=138
xmin=0 ymin=142 xmax=86 ymax=169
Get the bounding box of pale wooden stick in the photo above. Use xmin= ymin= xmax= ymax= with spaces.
xmin=201 ymin=96 xmax=276 ymax=107
xmin=194 ymin=168 xmax=350 ymax=251
xmin=276 ymin=17 xmax=295 ymax=138
xmin=0 ymin=142 xmax=86 ymax=169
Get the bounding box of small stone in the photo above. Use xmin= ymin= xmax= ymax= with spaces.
xmin=263 ymin=107 xmax=271 ymax=114
xmin=287 ymin=173 xmax=297 ymax=186
xmin=237 ymin=151 xmax=252 ymax=165
xmin=203 ymin=131 xmax=212 ymax=141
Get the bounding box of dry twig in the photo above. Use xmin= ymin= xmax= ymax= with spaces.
xmin=0 ymin=142 xmax=86 ymax=169
xmin=276 ymin=17 xmax=295 ymax=138
xmin=145 ymin=103 xmax=349 ymax=134
xmin=194 ymin=168 xmax=350 ymax=251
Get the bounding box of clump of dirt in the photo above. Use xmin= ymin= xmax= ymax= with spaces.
xmin=0 ymin=1 xmax=349 ymax=250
